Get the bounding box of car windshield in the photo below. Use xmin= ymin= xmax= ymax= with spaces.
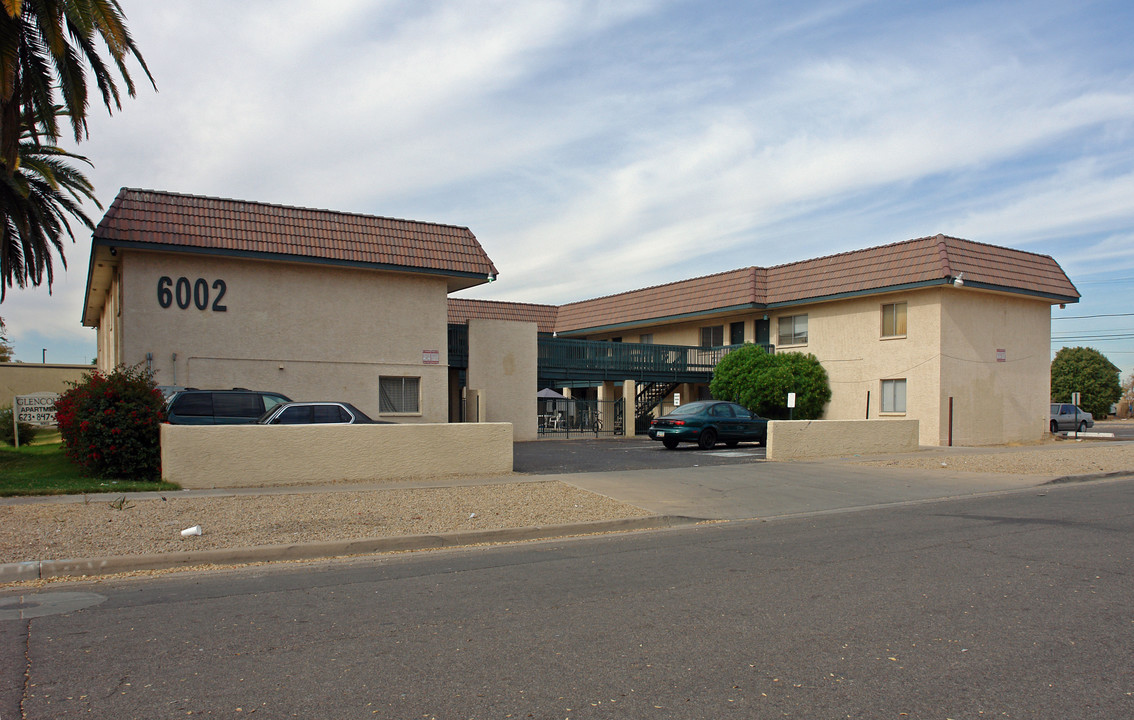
xmin=668 ymin=401 xmax=713 ymax=416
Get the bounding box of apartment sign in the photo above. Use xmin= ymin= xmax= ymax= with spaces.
xmin=422 ymin=349 xmax=440 ymax=365
xmin=996 ymin=348 xmax=1006 ymax=363
xmin=15 ymin=393 xmax=61 ymax=426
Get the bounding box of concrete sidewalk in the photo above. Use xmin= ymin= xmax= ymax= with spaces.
xmin=560 ymin=460 xmax=1060 ymax=520
xmin=3 ymin=451 xmax=1130 ymax=582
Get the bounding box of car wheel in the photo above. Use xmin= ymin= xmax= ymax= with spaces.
xmin=698 ymin=428 xmax=717 ymax=450
xmin=1050 ymin=420 xmax=1059 ymax=434
xmin=1078 ymin=420 xmax=1088 ymax=433
xmin=662 ymin=437 xmax=679 ymax=450
xmin=725 ymin=440 xmax=739 ymax=448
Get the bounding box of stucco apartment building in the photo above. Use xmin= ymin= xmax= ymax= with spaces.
xmin=83 ymin=188 xmax=498 ymax=424
xmin=452 ymin=236 xmax=1080 ymax=446
xmin=82 ymin=188 xmax=1079 ymax=446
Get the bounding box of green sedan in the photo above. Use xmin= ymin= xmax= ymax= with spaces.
xmin=648 ymin=400 xmax=768 ymax=450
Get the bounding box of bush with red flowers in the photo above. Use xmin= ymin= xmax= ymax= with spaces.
xmin=54 ymin=364 xmax=167 ymax=480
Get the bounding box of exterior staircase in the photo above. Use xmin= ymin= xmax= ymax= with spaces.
xmin=634 ymin=381 xmax=680 ymax=433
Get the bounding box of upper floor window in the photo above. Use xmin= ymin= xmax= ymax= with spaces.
xmin=730 ymin=321 xmax=745 ymax=345
xmin=778 ymin=315 xmax=807 ymax=346
xmin=700 ymin=325 xmax=724 ymax=348
xmin=639 ymin=333 xmax=654 ymax=344
xmin=882 ymin=302 xmax=907 ymax=338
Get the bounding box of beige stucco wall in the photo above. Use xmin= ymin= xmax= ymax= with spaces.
xmin=766 ymin=419 xmax=919 ymax=460
xmin=94 ymin=271 xmax=122 ymax=372
xmin=0 ymin=363 xmax=94 ymax=409
xmin=161 ymin=422 xmax=513 ymax=488
xmin=938 ymin=290 xmax=1051 ymax=446
xmin=789 ymin=290 xmax=944 ymax=444
xmin=570 ymin=285 xmax=1053 ymax=446
xmin=467 ymin=319 xmax=538 ymax=441
xmin=115 ymin=250 xmax=451 ymax=422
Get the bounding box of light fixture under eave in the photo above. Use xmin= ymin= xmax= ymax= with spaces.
xmin=953 ymin=273 xmax=964 ymax=287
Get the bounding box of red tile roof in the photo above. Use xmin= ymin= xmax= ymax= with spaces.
xmin=555 ymin=235 xmax=1079 ymax=333
xmin=556 ymin=267 xmax=759 ymax=333
xmin=93 ymin=188 xmax=498 ymax=287
xmin=448 ymin=298 xmax=559 ymax=333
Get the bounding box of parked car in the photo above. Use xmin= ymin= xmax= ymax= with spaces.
xmin=1050 ymin=403 xmax=1094 ymax=433
xmin=166 ymin=389 xmax=292 ymax=425
xmin=256 ymin=401 xmax=385 ymax=425
xmin=648 ymin=400 xmax=768 ymax=450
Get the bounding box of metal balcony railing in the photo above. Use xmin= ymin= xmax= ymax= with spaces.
xmin=448 ymin=324 xmax=773 ymax=383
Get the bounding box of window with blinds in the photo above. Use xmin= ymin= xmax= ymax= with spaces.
xmin=379 ymin=376 xmax=420 ymax=413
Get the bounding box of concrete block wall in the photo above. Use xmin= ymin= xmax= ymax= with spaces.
xmin=162 ymin=422 xmax=513 ymax=488
xmin=767 ymin=419 xmax=919 ymax=460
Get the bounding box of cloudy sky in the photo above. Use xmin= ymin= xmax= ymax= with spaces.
xmin=4 ymin=0 xmax=1133 ymax=380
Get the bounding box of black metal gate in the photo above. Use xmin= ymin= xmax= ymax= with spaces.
xmin=537 ymin=397 xmax=624 ymax=438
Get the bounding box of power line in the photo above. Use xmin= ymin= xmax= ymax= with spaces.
xmin=1052 ymin=313 xmax=1134 ymax=320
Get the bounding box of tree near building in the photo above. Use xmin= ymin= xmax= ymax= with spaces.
xmin=1 ymin=131 xmax=99 ymax=299
xmin=1050 ymin=346 xmax=1122 ymax=418
xmin=0 ymin=0 xmax=154 ymax=300
xmin=709 ymin=344 xmax=832 ymax=419
xmin=1118 ymin=372 xmax=1134 ymax=418
xmin=0 ymin=315 xmax=13 ymax=360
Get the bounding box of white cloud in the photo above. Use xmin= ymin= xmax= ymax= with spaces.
xmin=4 ymin=0 xmax=1134 ymax=377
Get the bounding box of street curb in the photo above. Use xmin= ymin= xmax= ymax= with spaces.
xmin=0 ymin=515 xmax=700 ymax=581
xmin=1044 ymin=470 xmax=1134 ymax=485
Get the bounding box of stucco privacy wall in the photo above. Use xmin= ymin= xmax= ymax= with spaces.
xmin=938 ymin=290 xmax=1051 ymax=446
xmin=162 ymin=422 xmax=513 ymax=488
xmin=466 ymin=319 xmax=538 ymax=441
xmin=0 ymin=363 xmax=94 ymax=409
xmin=114 ymin=250 xmax=450 ymax=422
xmin=766 ymin=419 xmax=919 ymax=460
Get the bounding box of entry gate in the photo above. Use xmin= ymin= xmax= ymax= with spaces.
xmin=537 ymin=397 xmax=624 ymax=438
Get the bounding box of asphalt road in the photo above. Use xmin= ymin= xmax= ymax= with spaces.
xmin=1096 ymin=419 xmax=1134 ymax=440
xmin=3 ymin=477 xmax=1131 ymax=719
xmin=515 ymin=437 xmax=765 ymax=474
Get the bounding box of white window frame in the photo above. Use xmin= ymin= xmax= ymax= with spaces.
xmin=881 ymin=378 xmax=907 ymax=414
xmin=881 ymin=302 xmax=907 ymax=339
xmin=379 ymin=376 xmax=421 ymax=415
xmin=777 ymin=314 xmax=808 ymax=346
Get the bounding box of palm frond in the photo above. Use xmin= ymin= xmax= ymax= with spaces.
xmin=0 ymin=133 xmax=95 ymax=300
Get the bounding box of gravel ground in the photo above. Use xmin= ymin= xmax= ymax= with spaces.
xmin=0 ymin=481 xmax=650 ymax=564
xmin=4 ymin=438 xmax=1132 ymax=567
xmin=853 ymin=439 xmax=1134 ymax=475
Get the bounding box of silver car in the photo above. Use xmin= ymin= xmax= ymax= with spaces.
xmin=257 ymin=401 xmax=383 ymax=425
xmin=1050 ymin=403 xmax=1094 ymax=433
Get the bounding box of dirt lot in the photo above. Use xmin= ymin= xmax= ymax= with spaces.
xmin=0 ymin=481 xmax=651 ymax=564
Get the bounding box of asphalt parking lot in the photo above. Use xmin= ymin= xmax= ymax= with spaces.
xmin=513 ymin=436 xmax=765 ymax=474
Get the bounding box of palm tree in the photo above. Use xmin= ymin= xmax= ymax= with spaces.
xmin=0 ymin=131 xmax=98 ymax=300
xmin=0 ymin=0 xmax=154 ymax=170
xmin=0 ymin=0 xmax=152 ymax=299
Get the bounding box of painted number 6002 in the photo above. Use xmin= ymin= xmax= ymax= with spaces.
xmin=157 ymin=276 xmax=228 ymax=312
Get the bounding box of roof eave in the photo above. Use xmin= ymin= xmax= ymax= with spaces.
xmin=765 ymin=278 xmax=1080 ymax=308
xmin=556 ymin=302 xmax=765 ymax=337
xmin=89 ymin=237 xmax=494 ymax=292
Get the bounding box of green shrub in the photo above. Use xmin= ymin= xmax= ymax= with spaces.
xmin=54 ymin=364 xmax=167 ymax=481
xmin=709 ymin=344 xmax=832 ymax=419
xmin=0 ymin=405 xmax=39 ymax=446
